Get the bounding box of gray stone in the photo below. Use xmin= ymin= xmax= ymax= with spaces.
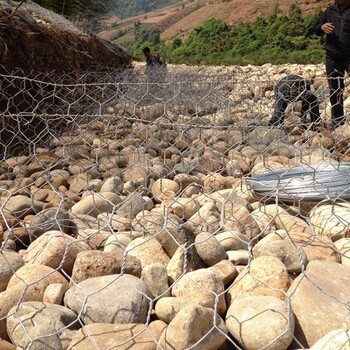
xmin=115 ymin=192 xmax=146 ymax=219
xmin=7 ymin=301 xmax=78 ymax=350
xmin=141 ymin=263 xmax=170 ymax=298
xmin=64 ymin=274 xmax=151 ymax=325
xmin=29 ymin=207 xmax=71 ymax=242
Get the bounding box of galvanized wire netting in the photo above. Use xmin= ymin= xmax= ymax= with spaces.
xmin=0 ymin=63 xmax=350 ymax=350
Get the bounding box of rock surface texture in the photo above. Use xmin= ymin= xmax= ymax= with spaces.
xmin=1 ymin=61 xmax=350 ymax=349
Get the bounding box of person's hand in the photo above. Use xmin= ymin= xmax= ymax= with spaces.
xmin=321 ymin=22 xmax=335 ymax=34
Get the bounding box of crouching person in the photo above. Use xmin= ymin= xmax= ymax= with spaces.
xmin=268 ymin=75 xmax=321 ymax=129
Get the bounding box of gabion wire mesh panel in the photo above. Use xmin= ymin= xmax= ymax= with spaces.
xmin=0 ymin=62 xmax=350 ymax=350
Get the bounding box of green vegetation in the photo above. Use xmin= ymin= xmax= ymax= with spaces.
xmin=123 ymin=4 xmax=325 ymax=66
xmin=122 ymin=22 xmax=162 ymax=56
xmin=110 ymin=29 xmax=127 ymax=41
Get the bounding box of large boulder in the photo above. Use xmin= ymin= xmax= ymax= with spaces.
xmin=64 ymin=274 xmax=151 ymax=325
xmin=172 ymin=269 xmax=226 ymax=315
xmin=23 ymin=231 xmax=91 ymax=275
xmin=289 ymin=260 xmax=350 ymax=347
xmin=7 ymin=301 xmax=78 ymax=350
xmin=226 ymin=296 xmax=294 ymax=350
xmin=226 ymin=256 xmax=291 ymax=305
xmin=158 ymin=306 xmax=228 ymax=350
xmin=0 ymin=264 xmax=68 ymax=340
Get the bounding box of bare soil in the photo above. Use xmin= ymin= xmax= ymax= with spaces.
xmin=100 ymin=0 xmax=331 ymax=44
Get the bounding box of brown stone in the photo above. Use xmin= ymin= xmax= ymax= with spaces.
xmin=226 ymin=256 xmax=291 ymax=306
xmin=289 ymin=260 xmax=350 ymax=347
xmin=68 ymin=321 xmax=167 ymax=350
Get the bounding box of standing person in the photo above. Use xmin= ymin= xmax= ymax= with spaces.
xmin=314 ymin=0 xmax=350 ymax=130
xmin=143 ymin=47 xmax=158 ymax=82
xmin=268 ymin=75 xmax=321 ymax=128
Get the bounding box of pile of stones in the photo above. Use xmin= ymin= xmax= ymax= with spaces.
xmin=0 ymin=62 xmax=350 ymax=349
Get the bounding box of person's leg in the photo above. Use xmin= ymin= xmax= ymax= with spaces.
xmin=304 ymin=93 xmax=321 ymax=125
xmin=268 ymin=93 xmax=288 ymax=126
xmin=326 ymin=56 xmax=345 ymax=127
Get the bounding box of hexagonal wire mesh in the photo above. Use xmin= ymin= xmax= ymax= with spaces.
xmin=0 ymin=63 xmax=350 ymax=349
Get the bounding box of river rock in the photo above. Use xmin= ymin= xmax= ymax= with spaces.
xmin=203 ymin=173 xmax=232 ymax=192
xmin=141 ymin=263 xmax=170 ymax=298
xmin=103 ymin=233 xmax=133 ymax=255
xmin=309 ymin=202 xmax=350 ymax=241
xmin=289 ymin=260 xmax=350 ymax=347
xmin=23 ymin=231 xmax=91 ymax=275
xmin=158 ymin=305 xmax=228 ymax=350
xmin=71 ymin=250 xmax=142 ymax=285
xmin=215 ymin=230 xmax=249 ymax=251
xmin=226 ymin=296 xmax=294 ymax=350
xmin=226 ymin=256 xmax=291 ymax=305
xmin=208 ymin=260 xmax=237 ymax=286
xmin=115 ymin=192 xmax=146 ymax=219
xmin=126 ymin=236 xmax=170 ymax=269
xmin=151 ymin=179 xmax=180 ymax=202
xmin=253 ymin=239 xmax=308 ymax=274
xmin=100 ymin=176 xmax=124 ymax=193
xmin=68 ymin=321 xmax=167 ymax=350
xmin=226 ymin=249 xmax=249 ymax=265
xmin=64 ymin=274 xmax=151 ymax=325
xmin=172 ymin=268 xmax=226 ymax=314
xmin=334 ymin=238 xmax=350 ymax=267
xmin=169 ymin=197 xmax=199 ymax=219
xmin=0 ymin=250 xmax=24 ymax=292
xmin=154 ymin=297 xmax=195 ymax=323
xmin=43 ymin=283 xmax=67 ymax=304
xmin=7 ymin=301 xmax=78 ymax=350
xmin=28 ymin=207 xmax=72 ymax=242
xmin=1 ymin=195 xmax=44 ymax=219
xmin=0 ymin=264 xmax=68 ymax=340
xmin=167 ymin=243 xmax=205 ymax=284
xmin=195 ymin=232 xmax=228 ymax=266
xmin=310 ymin=329 xmax=350 ymax=350
xmin=71 ymin=192 xmax=122 ymax=217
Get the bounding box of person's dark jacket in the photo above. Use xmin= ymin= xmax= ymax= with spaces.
xmin=314 ymin=3 xmax=350 ymax=57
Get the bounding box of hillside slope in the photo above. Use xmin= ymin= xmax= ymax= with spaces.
xmin=99 ymin=0 xmax=330 ymax=44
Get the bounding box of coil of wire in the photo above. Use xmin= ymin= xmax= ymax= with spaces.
xmin=247 ymin=162 xmax=350 ymax=202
